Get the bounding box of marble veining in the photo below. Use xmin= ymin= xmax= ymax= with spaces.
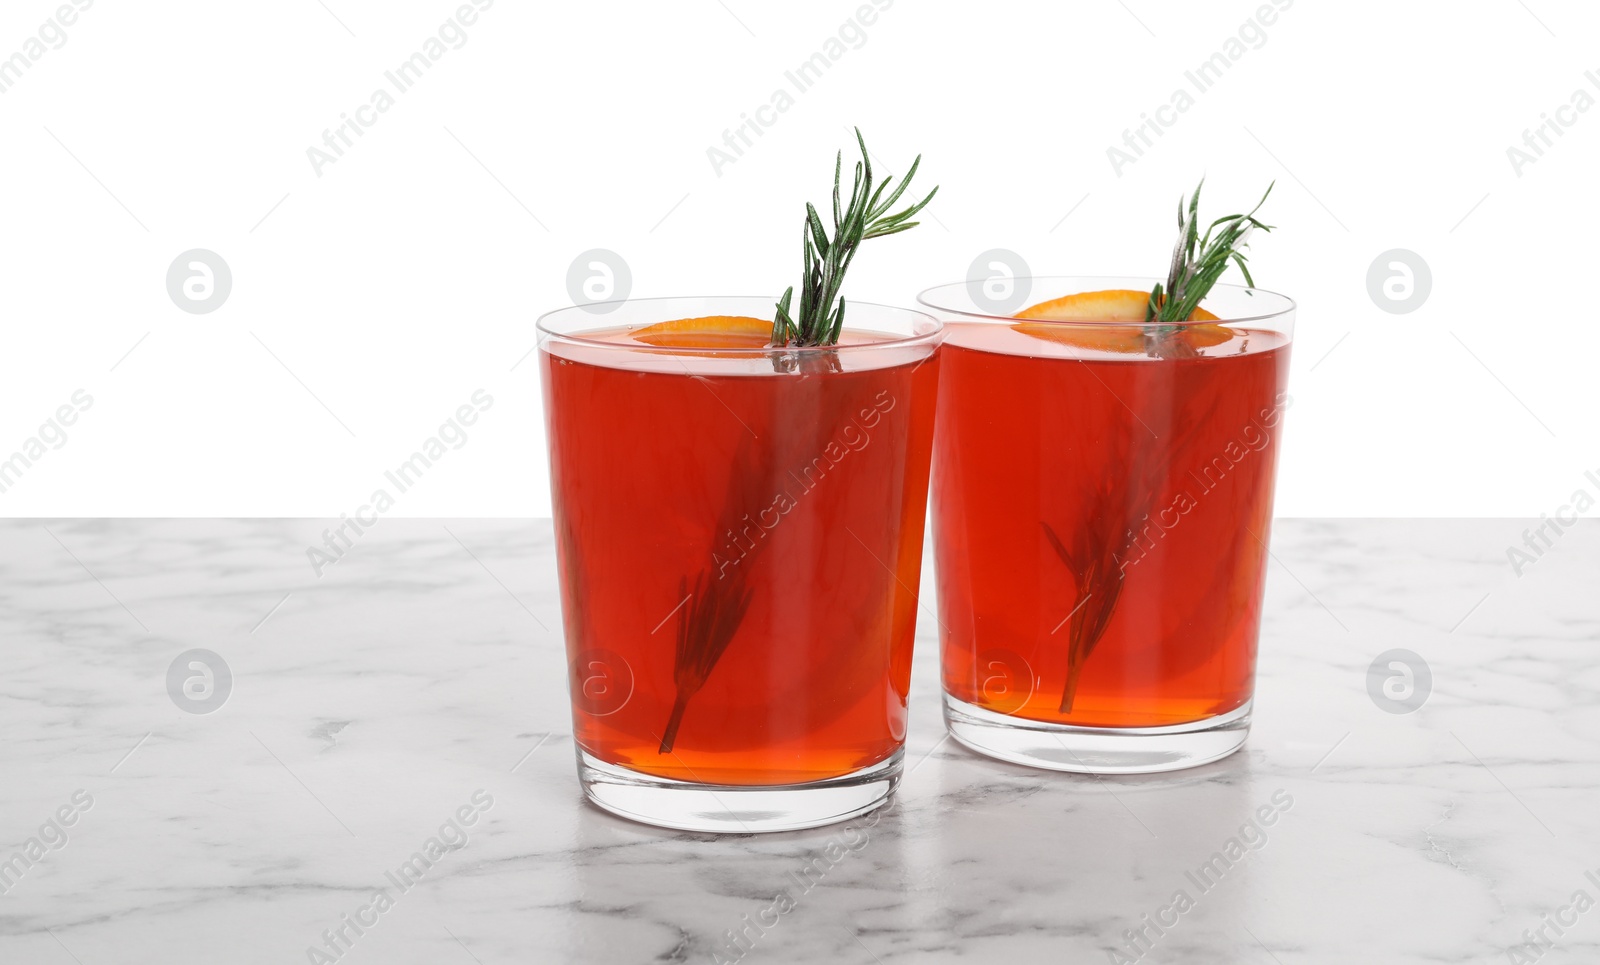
xmin=1 ymin=518 xmax=1596 ymax=964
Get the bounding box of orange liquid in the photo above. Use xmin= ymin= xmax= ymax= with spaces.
xmin=543 ymin=332 xmax=938 ymax=784
xmin=933 ymin=322 xmax=1290 ymax=728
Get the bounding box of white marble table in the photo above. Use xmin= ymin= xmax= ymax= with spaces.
xmin=1 ymin=518 xmax=1595 ymax=964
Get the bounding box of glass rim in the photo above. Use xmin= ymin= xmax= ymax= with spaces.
xmin=916 ymin=275 xmax=1296 ymax=327
xmin=537 ymin=295 xmax=944 ymax=356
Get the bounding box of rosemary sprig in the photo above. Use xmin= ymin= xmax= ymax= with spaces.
xmin=1146 ymin=179 xmax=1274 ymax=328
xmin=771 ymin=128 xmax=938 ymax=347
xmin=656 ymin=130 xmax=934 ymax=755
xmin=1044 ymin=178 xmax=1276 ymax=714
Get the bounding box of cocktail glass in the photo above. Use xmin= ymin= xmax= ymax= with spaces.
xmin=918 ymin=277 xmax=1294 ymax=773
xmin=539 ymin=296 xmax=942 ymax=830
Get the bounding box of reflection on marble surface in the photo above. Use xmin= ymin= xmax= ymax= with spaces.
xmin=1 ymin=518 xmax=1596 ymax=963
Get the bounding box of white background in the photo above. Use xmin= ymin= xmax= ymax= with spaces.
xmin=0 ymin=0 xmax=1594 ymax=517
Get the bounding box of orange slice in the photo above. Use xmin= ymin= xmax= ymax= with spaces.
xmin=1013 ymin=288 xmax=1230 ymax=353
xmin=1014 ymin=288 xmax=1217 ymax=322
xmin=631 ymin=314 xmax=772 ymax=349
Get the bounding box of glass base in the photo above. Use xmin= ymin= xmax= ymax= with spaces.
xmin=577 ymin=749 xmax=901 ymax=833
xmin=943 ymin=694 xmax=1251 ymax=774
